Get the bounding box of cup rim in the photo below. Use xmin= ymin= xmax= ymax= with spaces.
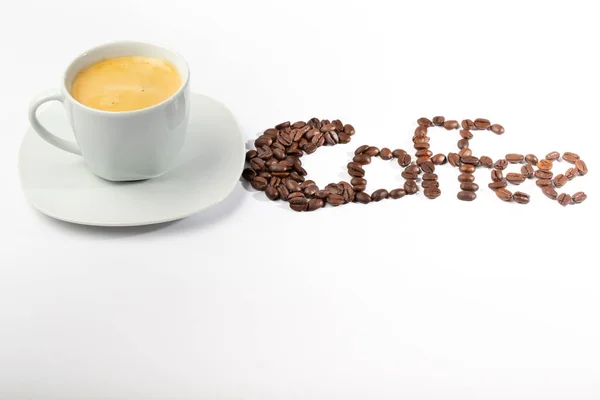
xmin=61 ymin=40 xmax=190 ymax=116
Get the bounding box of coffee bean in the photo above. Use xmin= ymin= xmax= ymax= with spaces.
xmin=289 ymin=195 xmax=308 ymax=211
xmin=458 ymin=148 xmax=472 ymax=158
xmin=423 ymin=173 xmax=438 ymax=180
xmin=242 ymin=168 xmax=256 ymax=181
xmin=432 ymin=116 xmax=445 ymax=126
xmin=344 ymin=124 xmax=355 ymax=135
xmin=283 ymin=155 xmax=298 ymax=166
xmin=553 ymin=174 xmax=568 ymax=188
xmin=269 ymin=162 xmax=288 ymax=172
xmin=496 ymin=188 xmax=513 ymax=201
xmin=266 ymin=158 xmax=277 ymax=168
xmin=536 ymin=179 xmax=552 ymax=187
xmin=413 ymin=136 xmax=430 ymax=144
xmin=575 ymin=159 xmax=588 ymax=175
xmin=459 ymin=129 xmax=473 ymax=140
xmin=257 ymin=145 xmax=273 ymax=160
xmin=380 ymin=148 xmax=393 ymax=160
xmin=320 ymin=123 xmax=336 ymax=132
xmin=277 ymin=132 xmax=293 ymax=146
xmin=341 ymin=185 xmax=355 ymax=203
xmin=535 ymin=170 xmax=553 ymax=179
xmin=542 ymin=186 xmax=558 ymax=200
xmin=490 ymin=124 xmax=505 ymax=135
xmin=251 ymin=176 xmax=268 ymax=191
xmin=265 ymin=186 xmax=279 ymax=200
xmin=305 ymin=128 xmax=319 ymax=141
xmin=473 ymin=118 xmax=491 ymax=130
xmin=424 ymin=187 xmax=441 ymax=199
xmin=307 ymin=118 xmax=320 ymax=128
xmin=443 ymin=120 xmax=459 ymax=130
xmin=416 ymin=156 xmax=431 ymax=166
xmin=353 ymin=184 xmax=366 ymax=192
xmin=285 ymin=180 xmax=301 ymax=192
xmin=488 ymin=179 xmax=508 ymax=190
xmin=393 ymin=149 xmax=407 ymax=158
xmin=300 ymin=180 xmax=315 ymax=189
xmin=272 ymin=148 xmax=285 ymax=160
xmin=314 ymin=190 xmax=329 ymax=199
xmin=277 ymin=184 xmax=290 ymax=200
xmin=417 ymin=117 xmax=433 ymax=127
xmin=557 ymin=193 xmax=572 ymax=207
xmin=333 ymin=119 xmax=344 ymax=131
xmin=275 ymin=121 xmax=290 ymax=130
xmin=293 ymin=164 xmax=307 ymax=176
xmin=325 ymin=183 xmax=344 ymax=195
xmin=269 ymin=176 xmax=281 ymax=187
xmin=364 ymin=146 xmax=380 ymax=157
xmin=562 ymin=152 xmax=580 ymax=163
xmin=324 ymin=131 xmax=338 ymax=145
xmin=303 ymin=184 xmax=319 ymax=197
xmin=353 ymin=154 xmax=372 ymax=165
xmin=459 ymin=164 xmax=476 ymax=173
xmin=414 ymin=142 xmax=430 ymax=150
xmin=355 ymin=191 xmax=372 ymax=204
xmin=545 ymin=151 xmax=560 ymax=161
xmin=291 ymin=121 xmax=305 ymax=130
xmin=432 ymin=154 xmax=447 ymax=165
xmin=479 ymin=156 xmax=493 ymax=168
xmin=421 ymin=161 xmax=435 ymax=173
xmin=303 ymin=143 xmax=316 ymax=154
xmin=263 ymin=128 xmax=279 ymax=138
xmin=371 ymin=189 xmax=389 ymax=201
xmin=398 ymin=153 xmax=412 ymax=167
xmin=255 ymin=135 xmax=274 ymax=148
xmin=354 ymin=144 xmax=369 ymax=155
xmin=459 ymin=173 xmax=475 ymax=183
xmin=406 ymin=164 xmax=421 ymax=175
xmin=272 ymin=172 xmax=289 ymax=178
xmin=506 ymin=173 xmax=526 ymax=184
xmin=572 ymin=191 xmax=587 ymax=204
xmin=258 ymin=171 xmax=272 ymax=179
xmin=389 ymin=188 xmax=407 ymax=199
xmin=513 ymin=191 xmax=530 ymax=204
xmin=326 ymin=193 xmax=345 ymax=206
xmin=404 ymin=180 xmax=419 ymax=194
xmin=310 ymin=132 xmax=323 ymax=146
xmin=422 ymin=180 xmax=439 ymax=188
xmin=521 ymin=163 xmax=534 ymax=178
xmin=537 ymin=159 xmax=553 ymax=171
xmin=448 ymin=153 xmax=461 ymax=167
xmin=338 ymin=132 xmax=351 ymax=144
xmin=305 ymin=198 xmax=323 ymax=211
xmin=347 ymin=162 xmax=365 ymax=177
xmin=460 ymin=182 xmax=479 ymax=191
xmin=461 ymin=155 xmax=480 ymax=166
xmin=250 ymin=158 xmax=265 ymax=171
xmin=351 ymin=177 xmax=366 ymax=186
xmin=402 ymin=170 xmax=418 ymax=180
xmin=246 ymin=150 xmax=258 ymax=160
xmin=565 ymin=167 xmax=578 ymax=180
xmin=506 ymin=153 xmax=524 ymax=163
xmin=457 ymin=139 xmax=470 ymax=149
xmin=415 ymin=149 xmax=433 ymax=158
xmin=462 ymin=119 xmax=475 ymax=130
xmin=493 ymin=159 xmax=508 ymax=170
xmin=414 ymin=126 xmax=428 ymax=137
xmin=491 ymin=169 xmax=503 ymax=182
xmin=457 ymin=191 xmax=477 ymax=201
xmin=525 ymin=154 xmax=538 ymax=164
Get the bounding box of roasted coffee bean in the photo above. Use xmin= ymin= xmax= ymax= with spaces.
xmin=303 ymin=184 xmax=319 ymax=197
xmin=289 ymin=195 xmax=308 ymax=211
xmin=258 ymin=171 xmax=272 ymax=179
xmin=272 ymin=148 xmax=286 ymax=160
xmin=432 ymin=116 xmax=445 ymax=126
xmin=303 ymin=143 xmax=317 ymax=154
xmin=277 ymin=184 xmax=290 ymax=200
xmin=325 ymin=183 xmax=344 ymax=195
xmin=285 ymin=179 xmax=301 ymax=193
xmin=269 ymin=176 xmax=281 ymax=187
xmin=250 ymin=158 xmax=265 ymax=171
xmin=506 ymin=153 xmax=524 ymax=163
xmin=275 ymin=121 xmax=290 ymax=130
xmin=293 ymin=164 xmax=307 ymax=176
xmin=459 ymin=129 xmax=473 ymax=140
xmin=448 ymin=153 xmax=461 ymax=167
xmin=344 ymin=124 xmax=355 ymax=135
xmin=272 ymin=172 xmax=290 ymax=178
xmin=490 ymin=124 xmax=505 ymax=135
xmin=457 ymin=139 xmax=470 ymax=149
xmin=488 ymin=179 xmax=508 ymax=190
xmin=506 ymin=173 xmax=526 ymax=184
xmin=277 ymin=132 xmax=293 ymax=146
xmin=416 ymin=156 xmax=431 ymax=166
xmin=301 ymin=180 xmax=315 ymax=189
xmin=269 ymin=162 xmax=288 ymax=172
xmin=431 ymin=154 xmax=447 ymax=165
xmin=283 ymin=155 xmax=298 ymax=166
xmin=380 ymin=148 xmax=393 ymax=160
xmin=314 ymin=190 xmax=329 ymax=199
xmin=242 ymin=168 xmax=256 ymax=181
xmin=306 ymin=198 xmax=324 ymax=211
xmin=257 ymin=145 xmax=273 ymax=160
xmin=553 ymin=174 xmax=568 ymax=188
xmin=246 ymin=150 xmax=258 ymax=160
xmin=460 ymin=182 xmax=479 ymax=192
xmin=444 ymin=120 xmax=459 ymax=130
xmin=404 ymin=180 xmax=419 ymax=194
xmin=353 ymin=154 xmax=372 ymax=165
xmin=371 ymin=189 xmax=389 ymax=201
xmin=479 ymin=156 xmax=493 ymax=168
xmin=414 ymin=126 xmax=428 ymax=137
xmin=341 ymin=185 xmax=355 ymax=203
xmin=337 ymin=133 xmax=351 ymax=145
xmin=254 ymin=135 xmax=272 ymax=148
xmin=459 ymin=164 xmax=476 ymax=173
xmin=417 ymin=117 xmax=433 ymax=127
xmin=494 ymin=159 xmax=508 ymax=170
xmin=291 ymin=121 xmax=306 ymax=130
xmin=263 ymin=128 xmax=279 ymax=138
xmin=542 ymin=186 xmax=558 ymax=199
xmin=415 ymin=149 xmax=433 ymax=158
xmin=405 ymin=164 xmax=421 ymax=175
xmin=389 ymin=188 xmax=406 ymax=199
xmin=326 ymin=193 xmax=345 ymax=206
xmin=473 ymin=118 xmax=491 ymax=130
xmin=392 ymin=149 xmax=407 ymax=158
xmin=422 ymin=180 xmax=439 ymax=188
xmin=562 ymin=152 xmax=580 ymax=163
xmin=462 ymin=119 xmax=475 ymax=130
xmin=287 ymin=147 xmax=304 ymax=157
xmin=402 ymin=170 xmax=418 ymax=180
xmin=537 ymin=159 xmax=553 ymax=171
xmin=266 ymin=158 xmax=277 ymax=168
xmin=521 ymin=163 xmax=534 ymax=178
xmin=572 ymin=191 xmax=587 ymax=204
xmin=305 ymin=128 xmax=319 ymax=140
xmin=291 ymin=128 xmax=304 ymax=142
xmin=491 ymin=169 xmax=503 ymax=182
xmin=265 ymin=186 xmax=279 ymax=200
xmin=351 ymin=177 xmax=366 ymax=187
xmin=525 ymin=154 xmax=538 ymax=164
xmin=324 ymin=132 xmax=338 ymax=145
xmin=414 ymin=142 xmax=430 ymax=150
xmin=307 ymin=118 xmax=320 ymax=128
xmin=421 ymin=161 xmax=435 ymax=173
xmin=458 ymin=148 xmax=472 ymax=158
xmin=413 ymin=136 xmax=430 ymax=144
xmin=459 ymin=173 xmax=475 ymax=183
xmin=364 ymin=146 xmax=380 ymax=156
xmin=575 ymin=159 xmax=588 ymax=175
xmin=355 ymin=144 xmax=369 ymax=155
xmin=320 ymin=123 xmax=336 ymax=132
xmin=565 ymin=167 xmax=578 ymax=180
xmin=545 ymin=151 xmax=560 ymax=161
xmin=461 ymin=155 xmax=480 ymax=166
xmin=332 ymin=119 xmax=344 ymax=131
xmin=536 ymin=179 xmax=552 ymax=187
xmin=423 ymin=173 xmax=438 ymax=181
xmin=251 ymin=176 xmax=268 ymax=191
xmin=424 ymin=187 xmax=441 ymax=199
xmin=457 ymin=191 xmax=477 ymax=201
xmin=557 ymin=193 xmax=572 ymax=207
xmin=353 ymin=184 xmax=366 ymax=192
xmin=355 ymin=191 xmax=372 ymax=203
xmin=398 ymin=153 xmax=412 ymax=167
xmin=535 ymin=170 xmax=553 ymax=179
xmin=513 ymin=191 xmax=530 ymax=204
xmin=496 ymin=188 xmax=513 ymax=201
xmin=310 ymin=132 xmax=324 ymax=145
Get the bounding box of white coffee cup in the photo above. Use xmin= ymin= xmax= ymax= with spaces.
xmin=28 ymin=41 xmax=191 ymax=181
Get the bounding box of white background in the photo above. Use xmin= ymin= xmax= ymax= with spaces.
xmin=1 ymin=0 xmax=599 ymax=399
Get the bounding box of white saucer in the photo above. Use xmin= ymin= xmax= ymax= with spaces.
xmin=18 ymin=93 xmax=245 ymax=227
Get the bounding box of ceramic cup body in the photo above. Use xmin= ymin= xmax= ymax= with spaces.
xmin=28 ymin=41 xmax=191 ymax=181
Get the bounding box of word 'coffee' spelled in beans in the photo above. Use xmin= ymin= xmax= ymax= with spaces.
xmin=242 ymin=116 xmax=588 ymax=210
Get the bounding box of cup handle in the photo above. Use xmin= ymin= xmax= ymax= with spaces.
xmin=28 ymin=89 xmax=81 ymax=155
